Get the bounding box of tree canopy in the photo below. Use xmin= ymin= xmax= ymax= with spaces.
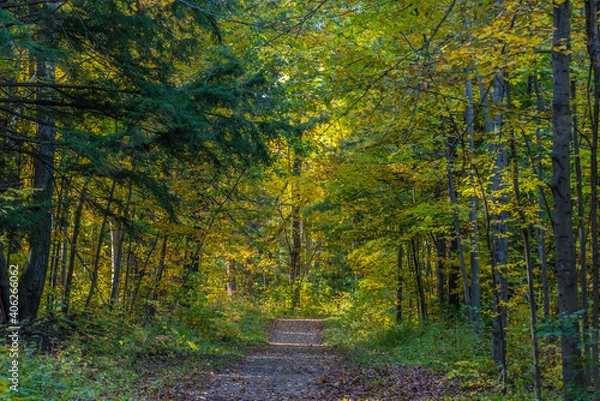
xmin=2 ymin=1 xmax=600 ymax=400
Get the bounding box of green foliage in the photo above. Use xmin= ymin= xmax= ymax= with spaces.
xmin=325 ymin=317 xmax=488 ymax=372
xmin=536 ymin=310 xmax=586 ymax=339
xmin=0 ymin=0 xmax=596 ymax=399
xmin=0 ymin=188 xmax=40 ymax=232
xmin=0 ymin=304 xmax=271 ymax=400
xmin=176 ymin=292 xmax=271 ymax=344
xmin=325 ymin=314 xmax=567 ymax=400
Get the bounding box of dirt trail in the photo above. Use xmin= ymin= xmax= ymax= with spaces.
xmin=195 ymin=319 xmax=464 ymax=401
xmin=201 ymin=319 xmax=349 ymax=401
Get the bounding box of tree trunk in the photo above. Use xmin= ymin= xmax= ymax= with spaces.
xmin=466 ymin=74 xmax=482 ymax=333
xmin=489 ymin=70 xmax=509 ymax=378
xmin=109 ymin=224 xmax=124 ymax=304
xmin=411 ymin=238 xmax=427 ymax=321
xmin=129 ymin=235 xmax=159 ymax=316
xmin=152 ymin=234 xmax=168 ymax=301
xmin=85 ymin=180 xmax=116 ymax=309
xmin=122 ymin=236 xmax=133 ymax=308
xmin=290 ymin=151 xmax=303 ymax=310
xmin=435 ymin=234 xmax=446 ymax=316
xmin=533 ymin=77 xmax=551 ymax=319
xmin=111 ymin=183 xmax=132 ymax=304
xmin=62 ymin=181 xmax=88 ymax=314
xmin=396 ymin=244 xmax=403 ymax=324
xmin=446 ymin=136 xmax=471 ymax=321
xmin=227 ymin=259 xmax=237 ymax=299
xmin=552 ymin=1 xmax=587 ymax=397
xmin=572 ymin=79 xmax=591 ymax=385
xmin=47 ymin=236 xmax=61 ymax=307
xmin=510 ymin=135 xmax=542 ymax=401
xmin=48 ymin=180 xmax=68 ymax=308
xmin=19 ymin=55 xmax=56 ymax=321
xmin=585 ymin=0 xmax=600 ymax=390
xmin=448 ymin=239 xmax=461 ymax=311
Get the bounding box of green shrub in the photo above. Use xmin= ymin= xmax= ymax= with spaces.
xmin=0 ymin=303 xmax=271 ymax=400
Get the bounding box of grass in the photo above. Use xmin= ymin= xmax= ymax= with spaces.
xmin=0 ymin=304 xmax=272 ymax=401
xmin=324 ymin=316 xmax=489 ymax=371
xmin=323 ymin=315 xmax=565 ymax=401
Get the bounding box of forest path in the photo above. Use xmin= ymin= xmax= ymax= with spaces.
xmin=189 ymin=318 xmax=463 ymax=401
xmin=199 ymin=318 xmax=354 ymax=401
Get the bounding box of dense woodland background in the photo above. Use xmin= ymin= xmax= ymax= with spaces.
xmin=1 ymin=0 xmax=600 ymax=400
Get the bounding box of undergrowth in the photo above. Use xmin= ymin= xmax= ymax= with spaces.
xmin=324 ymin=312 xmax=564 ymax=401
xmin=0 ymin=303 xmax=271 ymax=401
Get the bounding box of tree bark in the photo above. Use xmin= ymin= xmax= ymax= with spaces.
xmin=411 ymin=238 xmax=427 ymax=321
xmin=85 ymin=180 xmax=116 ymax=309
xmin=552 ymin=1 xmax=587 ymax=397
xmin=448 ymin=238 xmax=461 ymax=311
xmin=62 ymin=180 xmax=88 ymax=314
xmin=290 ymin=148 xmax=303 ymax=310
xmin=129 ymin=235 xmax=159 ymax=316
xmin=227 ymin=259 xmax=237 ymax=299
xmin=572 ymin=79 xmax=591 ymax=385
xmin=466 ymin=74 xmax=482 ymax=333
xmin=48 ymin=179 xmax=68 ymax=308
xmin=18 ymin=54 xmax=55 ymax=321
xmin=152 ymin=234 xmax=168 ymax=301
xmin=485 ymin=70 xmax=509 ymax=382
xmin=111 ymin=183 xmax=132 ymax=304
xmin=435 ymin=234 xmax=446 ymax=317
xmin=446 ymin=137 xmax=471 ymax=320
xmin=585 ymin=0 xmax=600 ymax=390
xmin=533 ymin=77 xmax=551 ymax=319
xmin=109 ymin=224 xmax=124 ymax=303
xmin=510 ymin=134 xmax=542 ymax=401
xmin=396 ymin=244 xmax=403 ymax=324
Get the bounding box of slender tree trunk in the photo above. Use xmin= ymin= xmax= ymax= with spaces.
xmin=129 ymin=235 xmax=159 ymax=316
xmin=111 ymin=183 xmax=132 ymax=305
xmin=48 ymin=179 xmax=68 ymax=308
xmin=425 ymin=241 xmax=434 ymax=307
xmin=290 ymin=150 xmax=303 ymax=310
xmin=572 ymin=79 xmax=591 ymax=385
xmin=585 ymin=0 xmax=600 ymax=390
xmin=396 ymin=244 xmax=403 ymax=324
xmin=446 ymin=137 xmax=472 ymax=320
xmin=59 ymin=241 xmax=67 ymax=293
xmin=19 ymin=55 xmax=56 ymax=321
xmin=510 ymin=135 xmax=543 ymax=401
xmin=447 ymin=238 xmax=461 ymax=311
xmin=62 ymin=181 xmax=88 ymax=314
xmin=85 ymin=180 xmax=116 ymax=309
xmin=122 ymin=236 xmax=133 ymax=308
xmin=227 ymin=259 xmax=237 ymax=299
xmin=487 ymin=70 xmax=510 ymax=382
xmin=466 ymin=75 xmax=482 ymax=333
xmin=552 ymin=1 xmax=587 ymax=397
xmin=411 ymin=238 xmax=428 ymax=321
xmin=532 ymin=77 xmax=551 ymax=319
xmin=109 ymin=225 xmax=124 ymax=304
xmin=48 ymin=233 xmax=61 ymax=307
xmin=474 ymin=75 xmax=508 ymax=379
xmin=435 ymin=234 xmax=446 ymax=317
xmin=152 ymin=234 xmax=168 ymax=301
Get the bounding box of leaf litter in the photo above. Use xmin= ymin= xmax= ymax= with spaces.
xmin=156 ymin=319 xmax=468 ymax=401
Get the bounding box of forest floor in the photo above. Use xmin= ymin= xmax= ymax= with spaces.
xmin=155 ymin=318 xmax=466 ymax=401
